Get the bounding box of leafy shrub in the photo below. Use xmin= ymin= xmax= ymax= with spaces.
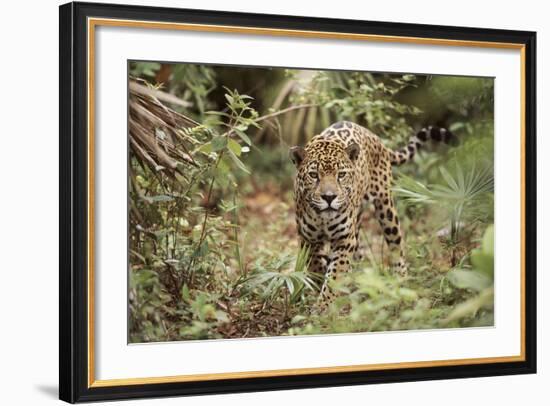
xmin=444 ymin=225 xmax=494 ymax=326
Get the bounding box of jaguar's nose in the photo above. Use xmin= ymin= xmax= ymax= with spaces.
xmin=321 ymin=193 xmax=336 ymax=205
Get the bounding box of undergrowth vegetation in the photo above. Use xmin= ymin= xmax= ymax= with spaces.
xmin=128 ymin=62 xmax=494 ymax=343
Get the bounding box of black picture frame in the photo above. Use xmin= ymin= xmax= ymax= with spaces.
xmin=59 ymin=1 xmax=537 ymax=403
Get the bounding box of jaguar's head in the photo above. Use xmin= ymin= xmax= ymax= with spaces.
xmin=290 ymin=140 xmax=359 ymax=213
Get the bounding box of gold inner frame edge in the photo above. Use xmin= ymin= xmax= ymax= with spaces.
xmin=87 ymin=17 xmax=527 ymax=388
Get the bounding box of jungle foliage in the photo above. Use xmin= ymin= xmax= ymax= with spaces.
xmin=128 ymin=62 xmax=494 ymax=343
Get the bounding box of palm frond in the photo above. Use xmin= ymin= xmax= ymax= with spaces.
xmin=241 ymin=245 xmax=318 ymax=305
xmin=394 ymin=161 xmax=494 ymax=241
xmin=129 ymin=79 xmax=201 ymax=178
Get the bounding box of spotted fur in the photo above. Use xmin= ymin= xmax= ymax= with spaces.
xmin=290 ymin=121 xmax=453 ymax=304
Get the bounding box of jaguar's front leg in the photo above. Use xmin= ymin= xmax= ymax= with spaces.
xmin=318 ymin=235 xmax=357 ymax=306
xmin=302 ymin=241 xmax=329 ymax=275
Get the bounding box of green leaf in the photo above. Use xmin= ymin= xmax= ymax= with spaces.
xmin=439 ymin=166 xmax=459 ymax=192
xmin=471 ymin=225 xmax=494 ymax=277
xmin=141 ymin=194 xmax=174 ymax=203
xmin=217 ymin=157 xmax=231 ymax=174
xmin=197 ymin=142 xmax=213 ymax=154
xmin=227 ymin=138 xmax=242 ymax=156
xmin=211 ymin=136 xmax=227 ymax=151
xmin=471 ymin=252 xmax=494 ymax=278
xmin=481 ymin=225 xmax=494 ymax=256
xmin=398 ymin=288 xmax=418 ymax=301
xmin=443 ymin=287 xmax=494 ymax=325
xmin=192 ymin=241 xmax=209 ymax=258
xmin=234 ymin=129 xmax=252 ymax=145
xmin=447 ymin=269 xmax=492 ymax=292
xmin=215 ymin=310 xmax=229 ymax=322
xmin=227 ymin=148 xmax=250 ymax=173
xmin=291 ymin=315 xmax=307 ymax=324
xmin=181 ymin=284 xmax=190 ymax=302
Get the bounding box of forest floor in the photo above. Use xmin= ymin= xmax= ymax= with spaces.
xmin=210 ymin=179 xmax=486 ymax=340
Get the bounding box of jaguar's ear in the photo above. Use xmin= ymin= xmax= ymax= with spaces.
xmin=346 ymin=143 xmax=360 ymax=162
xmin=289 ymin=146 xmax=305 ymax=167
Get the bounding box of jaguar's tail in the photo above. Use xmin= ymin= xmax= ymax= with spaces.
xmin=390 ymin=126 xmax=455 ymax=166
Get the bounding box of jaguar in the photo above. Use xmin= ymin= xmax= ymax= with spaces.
xmin=290 ymin=121 xmax=454 ymax=303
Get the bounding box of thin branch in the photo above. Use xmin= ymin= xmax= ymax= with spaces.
xmin=256 ymin=103 xmax=318 ymax=124
xmin=185 ymin=152 xmax=223 ymax=287
xmin=221 ymin=103 xmax=318 ymax=139
xmin=130 ymin=81 xmax=193 ymax=108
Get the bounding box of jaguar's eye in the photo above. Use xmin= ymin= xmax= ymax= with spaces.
xmin=338 ymin=171 xmax=348 ymax=180
xmin=308 ymin=171 xmax=318 ymax=179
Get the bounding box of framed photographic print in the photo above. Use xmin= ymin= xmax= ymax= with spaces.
xmin=59 ymin=1 xmax=537 ymax=403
